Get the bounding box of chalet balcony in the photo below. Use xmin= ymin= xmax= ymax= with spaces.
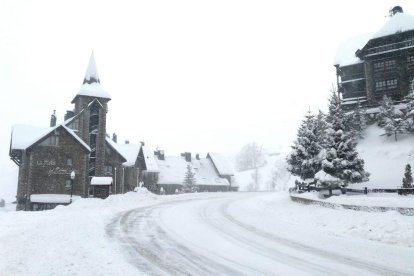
xmin=365 ymin=38 xmax=414 ymax=57
xmin=340 ymin=73 xmax=365 ymax=83
xmin=342 ymin=90 xmax=367 ymax=100
xmin=340 ymin=78 xmax=365 ymax=84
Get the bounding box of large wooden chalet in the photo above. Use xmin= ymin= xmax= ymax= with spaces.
xmin=335 ymin=6 xmax=414 ymax=108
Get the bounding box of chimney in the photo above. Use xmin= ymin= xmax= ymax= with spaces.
xmin=390 ymin=6 xmax=403 ymax=16
xmin=196 ymin=153 xmax=200 ymax=160
xmin=125 ymin=140 xmax=130 ymax=144
xmin=184 ymin=152 xmax=191 ymax=162
xmin=154 ymin=150 xmax=165 ymax=160
xmin=50 ymin=110 xmax=57 ymax=127
xmin=64 ymin=110 xmax=75 ymax=121
xmin=112 ymin=133 xmax=117 ymax=143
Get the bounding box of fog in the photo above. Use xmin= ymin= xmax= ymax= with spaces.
xmin=1 ymin=0 xmax=413 ymax=200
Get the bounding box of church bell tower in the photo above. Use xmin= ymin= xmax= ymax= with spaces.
xmin=71 ymin=52 xmax=111 ymax=177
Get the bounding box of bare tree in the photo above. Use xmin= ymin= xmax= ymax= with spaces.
xmin=250 ymin=167 xmax=261 ymax=191
xmin=236 ymin=142 xmax=265 ymax=171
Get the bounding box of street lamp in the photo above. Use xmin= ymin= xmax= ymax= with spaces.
xmin=70 ymin=171 xmax=75 ymax=203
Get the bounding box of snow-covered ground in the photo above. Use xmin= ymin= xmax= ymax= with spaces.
xmin=355 ymin=124 xmax=414 ymax=189
xmin=0 ymin=189 xmax=159 ymax=275
xmin=1 ymin=191 xmax=413 ymax=275
xmin=234 ymin=152 xmax=294 ymax=192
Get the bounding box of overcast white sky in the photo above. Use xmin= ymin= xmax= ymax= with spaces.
xmin=1 ymin=0 xmax=414 ymax=200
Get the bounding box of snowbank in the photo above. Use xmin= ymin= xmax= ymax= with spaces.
xmin=0 ymin=188 xmax=159 ymax=276
xmin=295 ymin=191 xmax=414 ymax=209
xmin=230 ymin=192 xmax=414 ymax=248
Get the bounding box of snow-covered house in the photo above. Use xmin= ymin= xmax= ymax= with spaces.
xmin=335 ymin=6 xmax=414 ymax=108
xmin=137 ymin=150 xmax=236 ymax=194
xmin=9 ymin=53 xmax=140 ymax=210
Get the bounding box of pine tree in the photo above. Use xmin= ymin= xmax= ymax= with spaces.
xmin=348 ymin=99 xmax=367 ymax=138
xmin=287 ymin=110 xmax=323 ymax=181
xmin=378 ymin=95 xmax=406 ymax=141
xmin=315 ymin=110 xmax=328 ymax=148
xmin=319 ymin=90 xmax=369 ymax=187
xmin=403 ymin=82 xmax=414 ymax=132
xmin=402 ymin=164 xmax=413 ymax=188
xmin=183 ymin=164 xmax=197 ymax=193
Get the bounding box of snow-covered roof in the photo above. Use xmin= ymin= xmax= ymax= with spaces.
xmin=30 ymin=194 xmax=81 ymax=204
xmin=72 ymin=53 xmax=111 ymax=101
xmin=105 ymin=138 xmax=128 ymax=162
xmin=90 ymin=177 xmax=113 ymax=186
xmin=77 ymin=83 xmax=111 ymax=99
xmin=336 ymin=12 xmax=414 ymax=67
xmin=84 ymin=52 xmax=100 ymax=83
xmin=11 ymin=125 xmax=52 ymax=150
xmin=11 ymin=124 xmax=90 ymax=152
xmin=334 ymin=33 xmax=372 ymax=67
xmin=156 ymin=156 xmax=229 ymax=186
xmin=141 ymin=146 xmax=159 ymax=172
xmin=372 ymin=12 xmax=414 ymax=39
xmin=207 ymin=152 xmax=234 ymax=176
xmin=114 ymin=142 xmax=142 ymax=166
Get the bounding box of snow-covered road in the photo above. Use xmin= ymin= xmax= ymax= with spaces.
xmin=107 ymin=192 xmax=413 ymax=275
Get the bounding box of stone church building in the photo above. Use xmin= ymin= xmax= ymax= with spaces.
xmin=9 ymin=53 xmax=236 ymax=210
xmin=9 ymin=54 xmax=141 ymax=210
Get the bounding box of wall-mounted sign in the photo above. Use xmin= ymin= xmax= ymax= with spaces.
xmin=47 ymin=167 xmax=80 ymax=177
xmin=37 ymin=160 xmax=56 ymax=167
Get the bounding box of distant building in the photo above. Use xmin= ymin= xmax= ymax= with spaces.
xmin=138 ymin=149 xmax=237 ymax=194
xmin=9 ymin=53 xmax=141 ymax=210
xmin=335 ymin=6 xmax=414 ymax=108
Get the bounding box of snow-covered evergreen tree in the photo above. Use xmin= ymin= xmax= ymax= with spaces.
xmin=402 ymin=164 xmax=413 ymax=188
xmin=183 ymin=164 xmax=197 ymax=193
xmin=315 ymin=110 xmax=328 ymax=148
xmin=319 ymin=90 xmax=369 ymax=187
xmin=348 ymin=99 xmax=367 ymax=138
xmin=403 ymin=81 xmax=414 ymax=132
xmin=287 ymin=110 xmax=322 ymax=181
xmin=378 ymin=95 xmax=406 ymax=141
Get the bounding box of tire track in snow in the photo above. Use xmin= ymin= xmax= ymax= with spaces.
xmin=106 ymin=199 xmax=246 ymax=275
xmin=197 ymin=197 xmax=349 ymax=276
xmin=218 ymin=196 xmax=414 ymax=276
xmin=107 ymin=193 xmax=413 ymax=276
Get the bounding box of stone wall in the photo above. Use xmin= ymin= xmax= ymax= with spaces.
xmin=16 ymin=127 xmax=89 ymax=210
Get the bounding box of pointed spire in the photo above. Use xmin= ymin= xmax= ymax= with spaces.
xmin=83 ymin=52 xmax=100 ymax=84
